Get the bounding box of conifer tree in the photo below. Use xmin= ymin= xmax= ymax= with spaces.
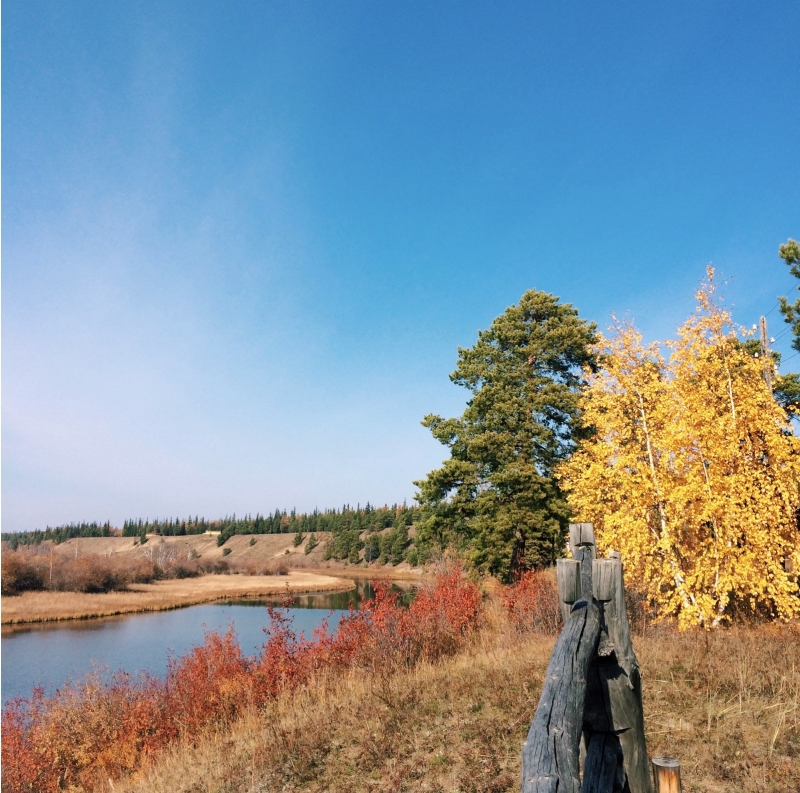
xmin=777 ymin=238 xmax=800 ymax=351
xmin=415 ymin=290 xmax=597 ymax=581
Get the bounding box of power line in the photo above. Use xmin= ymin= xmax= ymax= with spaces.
xmin=757 ymin=276 xmax=800 ymax=320
xmin=773 ymin=325 xmax=793 ymax=343
xmin=782 ymin=350 xmax=800 ymax=364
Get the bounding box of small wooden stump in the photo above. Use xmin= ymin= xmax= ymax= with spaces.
xmin=651 ymin=757 xmax=681 ymax=793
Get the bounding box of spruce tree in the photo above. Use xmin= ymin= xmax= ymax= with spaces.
xmin=415 ymin=289 xmax=597 ymax=581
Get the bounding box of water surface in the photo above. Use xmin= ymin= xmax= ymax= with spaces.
xmin=1 ymin=578 xmax=413 ymax=705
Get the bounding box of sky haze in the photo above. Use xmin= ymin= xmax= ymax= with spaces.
xmin=3 ymin=1 xmax=799 ymax=531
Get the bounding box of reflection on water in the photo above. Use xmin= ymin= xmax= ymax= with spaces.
xmin=0 ymin=578 xmax=417 ymax=705
xmin=232 ymin=578 xmax=415 ymax=610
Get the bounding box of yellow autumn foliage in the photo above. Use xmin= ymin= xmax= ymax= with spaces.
xmin=558 ymin=270 xmax=800 ymax=628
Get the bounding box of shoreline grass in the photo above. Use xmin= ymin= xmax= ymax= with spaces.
xmin=3 ymin=570 xmax=798 ymax=792
xmin=0 ymin=572 xmax=357 ymax=626
xmin=114 ymin=614 xmax=800 ymax=793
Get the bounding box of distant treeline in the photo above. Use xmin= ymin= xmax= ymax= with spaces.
xmin=125 ymin=502 xmax=423 ymax=566
xmin=119 ymin=503 xmax=417 ymax=540
xmin=1 ymin=522 xmax=116 ymax=550
xmin=1 ymin=504 xmax=423 ymax=565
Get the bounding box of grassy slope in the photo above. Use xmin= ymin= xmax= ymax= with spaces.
xmin=54 ymin=532 xmax=334 ymax=563
xmin=118 ymin=609 xmax=800 ymax=793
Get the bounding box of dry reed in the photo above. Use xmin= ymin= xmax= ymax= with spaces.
xmin=1 ymin=572 xmax=355 ymax=625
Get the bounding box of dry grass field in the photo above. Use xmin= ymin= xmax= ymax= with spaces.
xmin=113 ymin=607 xmax=799 ymax=793
xmin=0 ymin=571 xmax=355 ymax=625
xmin=53 ymin=532 xmax=424 ymax=573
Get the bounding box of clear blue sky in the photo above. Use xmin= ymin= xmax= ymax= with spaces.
xmin=3 ymin=1 xmax=799 ymax=531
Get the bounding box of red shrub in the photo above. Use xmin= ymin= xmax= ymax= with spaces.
xmin=350 ymin=568 xmax=483 ymax=669
xmin=0 ymin=567 xmax=482 ymax=793
xmin=1 ymin=691 xmax=53 ymax=793
xmin=500 ymin=569 xmax=562 ymax=635
xmin=166 ymin=626 xmax=252 ymax=733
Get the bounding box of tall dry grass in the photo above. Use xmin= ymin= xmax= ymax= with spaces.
xmin=638 ymin=624 xmax=799 ymax=789
xmin=3 ymin=568 xmax=798 ymax=793
xmin=1 ymin=568 xmax=482 ymax=793
xmin=115 ymin=596 xmax=799 ymax=793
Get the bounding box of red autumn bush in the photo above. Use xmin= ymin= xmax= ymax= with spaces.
xmin=347 ymin=567 xmax=484 ymax=670
xmin=1 ymin=567 xmax=482 ymax=793
xmin=500 ymin=568 xmax=562 ymax=635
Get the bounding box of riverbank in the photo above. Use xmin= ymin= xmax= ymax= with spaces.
xmin=118 ymin=618 xmax=800 ymax=793
xmin=0 ymin=571 xmax=356 ymax=625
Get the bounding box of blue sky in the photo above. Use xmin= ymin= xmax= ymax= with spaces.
xmin=3 ymin=1 xmax=799 ymax=531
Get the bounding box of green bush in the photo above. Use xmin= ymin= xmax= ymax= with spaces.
xmin=222 ymin=548 xmax=232 ymax=557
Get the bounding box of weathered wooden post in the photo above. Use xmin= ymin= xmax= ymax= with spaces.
xmin=651 ymin=758 xmax=681 ymax=792
xmin=540 ymin=524 xmax=654 ymax=793
xmin=522 ymin=546 xmax=601 ymax=793
xmin=584 ymin=553 xmax=652 ymax=793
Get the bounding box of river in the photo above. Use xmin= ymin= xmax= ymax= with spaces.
xmin=1 ymin=579 xmax=413 ymax=705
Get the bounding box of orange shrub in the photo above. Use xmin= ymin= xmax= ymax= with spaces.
xmin=1 ymin=567 xmax=482 ymax=793
xmin=500 ymin=569 xmax=562 ymax=635
xmin=49 ymin=556 xmax=127 ymax=593
xmin=0 ymin=547 xmax=154 ymax=595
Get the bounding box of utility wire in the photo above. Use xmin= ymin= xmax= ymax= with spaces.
xmin=778 ymin=349 xmax=800 ymax=370
xmin=759 ymin=277 xmax=800 ymax=320
xmin=773 ymin=325 xmax=793 ymax=343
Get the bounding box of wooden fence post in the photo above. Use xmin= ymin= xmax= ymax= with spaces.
xmin=569 ymin=522 xmax=597 ymax=561
xmin=585 ymin=555 xmax=653 ymax=793
xmin=531 ymin=525 xmax=665 ymax=793
xmin=557 ymin=557 xmax=581 ymax=625
xmin=553 ymin=525 xmax=653 ymax=793
xmin=522 ymin=548 xmax=600 ymax=793
xmin=651 ymin=758 xmax=681 ymax=793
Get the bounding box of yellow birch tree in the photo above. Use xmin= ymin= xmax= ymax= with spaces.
xmin=559 ymin=270 xmax=800 ymax=628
